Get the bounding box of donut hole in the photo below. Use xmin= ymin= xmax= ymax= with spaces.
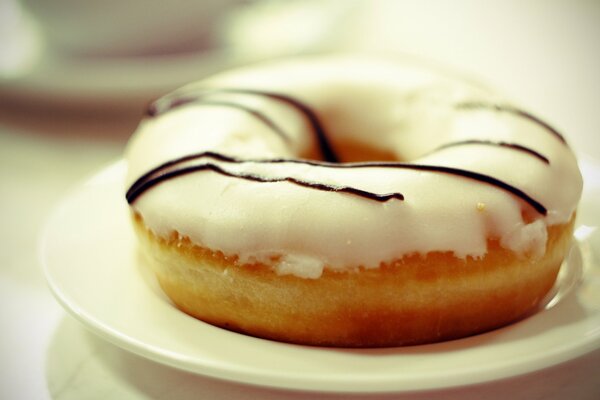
xmin=326 ymin=138 xmax=400 ymax=163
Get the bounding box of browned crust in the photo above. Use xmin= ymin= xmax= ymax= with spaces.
xmin=133 ymin=213 xmax=575 ymax=347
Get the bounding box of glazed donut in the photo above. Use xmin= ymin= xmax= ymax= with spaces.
xmin=125 ymin=55 xmax=582 ymax=347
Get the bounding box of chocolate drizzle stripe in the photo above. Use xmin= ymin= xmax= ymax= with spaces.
xmin=126 ymin=151 xmax=547 ymax=215
xmin=429 ymin=140 xmax=550 ymax=164
xmin=126 ymin=151 xmax=232 ymax=201
xmin=153 ymin=88 xmax=339 ymax=162
xmin=147 ymin=98 xmax=290 ymax=143
xmin=127 ymin=162 xmax=404 ymax=204
xmin=457 ymin=102 xmax=567 ymax=145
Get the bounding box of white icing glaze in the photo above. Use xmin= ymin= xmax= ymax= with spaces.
xmin=125 ymin=55 xmax=582 ymax=278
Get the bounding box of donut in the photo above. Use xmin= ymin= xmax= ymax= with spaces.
xmin=124 ymin=55 xmax=582 ymax=347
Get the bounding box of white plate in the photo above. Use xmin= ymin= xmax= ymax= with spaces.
xmin=41 ymin=160 xmax=600 ymax=393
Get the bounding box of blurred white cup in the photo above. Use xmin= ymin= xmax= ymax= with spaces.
xmin=19 ymin=0 xmax=245 ymax=57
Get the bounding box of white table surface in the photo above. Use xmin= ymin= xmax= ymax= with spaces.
xmin=1 ymin=1 xmax=599 ymax=399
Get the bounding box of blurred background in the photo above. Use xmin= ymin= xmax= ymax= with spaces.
xmin=1 ymin=1 xmax=599 ymax=399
